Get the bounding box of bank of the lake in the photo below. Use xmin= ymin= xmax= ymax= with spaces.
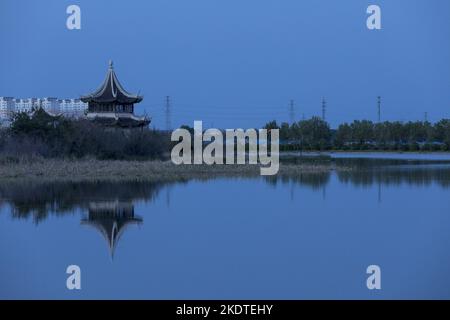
xmin=281 ymin=150 xmax=450 ymax=159
xmin=0 ymin=158 xmax=341 ymax=182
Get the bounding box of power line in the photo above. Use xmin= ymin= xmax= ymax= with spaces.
xmin=289 ymin=99 xmax=295 ymax=124
xmin=165 ymin=96 xmax=171 ymax=130
xmin=321 ymin=97 xmax=326 ymax=121
xmin=377 ymin=96 xmax=381 ymax=123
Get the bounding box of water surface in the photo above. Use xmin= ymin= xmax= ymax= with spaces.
xmin=1 ymin=160 xmax=450 ymax=299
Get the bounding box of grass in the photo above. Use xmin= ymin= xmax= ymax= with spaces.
xmin=0 ymin=157 xmax=342 ymax=183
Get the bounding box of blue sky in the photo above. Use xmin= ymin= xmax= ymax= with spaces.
xmin=0 ymin=0 xmax=449 ymax=129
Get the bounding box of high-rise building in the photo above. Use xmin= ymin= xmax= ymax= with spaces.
xmin=0 ymin=96 xmax=88 ymax=122
xmin=15 ymin=98 xmax=36 ymax=113
xmin=0 ymin=97 xmax=15 ymax=120
xmin=59 ymin=98 xmax=87 ymax=118
xmin=36 ymin=97 xmax=60 ymax=114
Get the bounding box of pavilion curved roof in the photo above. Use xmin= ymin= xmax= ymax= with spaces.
xmin=81 ymin=201 xmax=143 ymax=259
xmin=81 ymin=60 xmax=143 ymax=104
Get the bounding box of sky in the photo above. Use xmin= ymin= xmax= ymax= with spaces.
xmin=0 ymin=0 xmax=449 ymax=129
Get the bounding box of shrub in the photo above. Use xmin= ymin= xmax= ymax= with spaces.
xmin=1 ymin=111 xmax=171 ymax=160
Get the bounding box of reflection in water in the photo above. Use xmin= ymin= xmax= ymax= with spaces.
xmin=270 ymin=163 xmax=450 ymax=189
xmin=336 ymin=165 xmax=450 ymax=188
xmin=0 ymin=180 xmax=166 ymax=257
xmin=1 ymin=161 xmax=449 ymax=257
xmin=265 ymin=172 xmax=331 ymax=190
xmin=1 ymin=165 xmax=449 ymax=220
xmin=82 ymin=200 xmax=142 ymax=258
xmin=0 ymin=180 xmax=165 ymax=223
xmin=378 ymin=182 xmax=382 ymax=204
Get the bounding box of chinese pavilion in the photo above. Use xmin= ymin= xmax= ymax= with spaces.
xmin=80 ymin=60 xmax=150 ymax=128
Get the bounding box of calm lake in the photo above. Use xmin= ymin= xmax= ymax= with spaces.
xmin=1 ymin=156 xmax=450 ymax=299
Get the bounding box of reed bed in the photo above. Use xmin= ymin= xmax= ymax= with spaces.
xmin=0 ymin=158 xmax=344 ymax=183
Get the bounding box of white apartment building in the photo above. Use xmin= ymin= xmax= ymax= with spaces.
xmin=0 ymin=97 xmax=15 ymax=120
xmin=59 ymin=98 xmax=87 ymax=118
xmin=0 ymin=97 xmax=88 ymax=121
xmin=15 ymin=98 xmax=36 ymax=113
xmin=36 ymin=97 xmax=60 ymax=114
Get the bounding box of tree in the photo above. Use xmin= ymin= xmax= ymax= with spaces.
xmin=297 ymin=117 xmax=331 ymax=150
xmin=434 ymin=119 xmax=450 ymax=148
xmin=350 ymin=120 xmax=374 ymax=146
xmin=335 ymin=123 xmax=351 ymax=148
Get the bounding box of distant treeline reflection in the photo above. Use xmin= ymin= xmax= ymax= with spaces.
xmin=0 ymin=180 xmax=167 ymax=223
xmin=1 ymin=164 xmax=449 ymax=222
xmin=266 ymin=166 xmax=450 ymax=190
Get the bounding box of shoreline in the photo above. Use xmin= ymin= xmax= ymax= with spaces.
xmin=0 ymin=159 xmax=339 ymax=183
xmin=2 ymin=151 xmax=449 ymax=183
xmin=280 ymin=150 xmax=450 ymax=160
xmin=282 ymin=150 xmax=450 ymax=154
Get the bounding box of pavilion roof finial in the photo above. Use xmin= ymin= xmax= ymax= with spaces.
xmin=80 ymin=60 xmax=144 ymax=105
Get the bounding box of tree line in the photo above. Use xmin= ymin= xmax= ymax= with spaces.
xmin=264 ymin=117 xmax=450 ymax=151
xmin=1 ymin=109 xmax=449 ymax=162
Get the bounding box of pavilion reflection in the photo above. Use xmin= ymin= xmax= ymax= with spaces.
xmin=82 ymin=200 xmax=142 ymax=258
xmin=0 ymin=180 xmax=164 ymax=257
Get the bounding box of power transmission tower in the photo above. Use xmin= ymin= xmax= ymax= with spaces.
xmin=377 ymin=96 xmax=381 ymax=123
xmin=165 ymin=96 xmax=171 ymax=131
xmin=321 ymin=97 xmax=326 ymax=121
xmin=289 ymin=99 xmax=295 ymax=124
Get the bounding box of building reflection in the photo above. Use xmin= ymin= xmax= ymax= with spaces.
xmin=82 ymin=200 xmax=142 ymax=258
